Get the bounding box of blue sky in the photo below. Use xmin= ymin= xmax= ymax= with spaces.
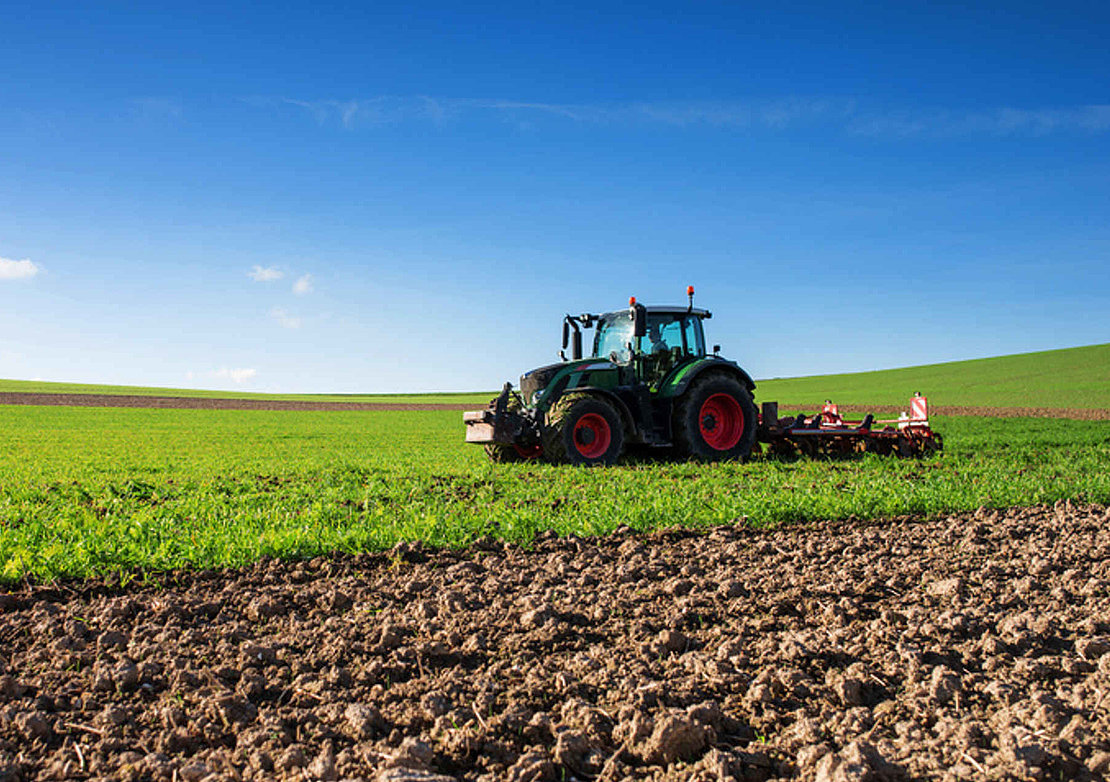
xmin=1 ymin=1 xmax=1108 ymax=392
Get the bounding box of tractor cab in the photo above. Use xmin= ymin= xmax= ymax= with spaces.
xmin=593 ymin=307 xmax=709 ymax=362
xmin=588 ymin=303 xmax=711 ymax=388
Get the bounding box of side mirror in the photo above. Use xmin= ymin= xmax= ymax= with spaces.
xmin=631 ymin=303 xmax=647 ymax=338
xmin=571 ymin=330 xmax=582 ymax=360
xmin=562 ymin=320 xmax=569 ymax=350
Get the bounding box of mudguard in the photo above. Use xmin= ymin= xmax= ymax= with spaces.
xmin=660 ymin=358 xmax=756 ymax=399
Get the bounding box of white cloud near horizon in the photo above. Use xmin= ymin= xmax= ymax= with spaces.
xmin=292 ymin=274 xmax=313 ymax=296
xmin=0 ymin=257 xmax=41 ymax=280
xmin=212 ymin=367 xmax=257 ymax=384
xmin=265 ymin=95 xmax=1110 ymax=137
xmin=270 ymin=307 xmax=302 ymax=329
xmin=248 ymin=265 xmax=284 ymax=282
xmin=187 ymin=368 xmax=258 ymax=385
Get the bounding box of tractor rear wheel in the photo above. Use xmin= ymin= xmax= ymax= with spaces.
xmin=673 ymin=373 xmax=758 ymax=461
xmin=543 ymin=395 xmax=624 ymax=466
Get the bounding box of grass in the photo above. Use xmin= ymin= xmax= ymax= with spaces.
xmin=4 ymin=341 xmax=1108 ymax=410
xmin=755 ymin=342 xmax=1110 ymax=410
xmin=2 ymin=404 xmax=1108 ymax=583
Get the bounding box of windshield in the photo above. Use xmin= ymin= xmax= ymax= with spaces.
xmin=593 ymin=312 xmax=634 ymax=361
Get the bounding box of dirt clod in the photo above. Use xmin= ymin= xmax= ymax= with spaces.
xmin=814 ymin=741 xmax=905 ymax=782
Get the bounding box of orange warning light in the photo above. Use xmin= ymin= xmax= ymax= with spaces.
xmin=687 ymin=285 xmax=695 ymax=296
xmin=629 ymin=296 xmax=637 ymax=306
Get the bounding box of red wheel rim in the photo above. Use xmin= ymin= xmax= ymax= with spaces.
xmin=573 ymin=413 xmax=611 ymax=459
xmin=514 ymin=444 xmax=543 ymax=460
xmin=699 ymin=393 xmax=744 ymax=451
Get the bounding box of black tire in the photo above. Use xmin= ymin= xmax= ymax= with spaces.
xmin=485 ymin=444 xmax=521 ymax=463
xmin=672 ymin=373 xmax=758 ymax=461
xmin=543 ymin=395 xmax=625 ymax=466
xmin=485 ymin=443 xmax=543 ymax=463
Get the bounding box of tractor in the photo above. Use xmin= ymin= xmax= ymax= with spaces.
xmin=464 ymin=287 xmax=758 ymax=465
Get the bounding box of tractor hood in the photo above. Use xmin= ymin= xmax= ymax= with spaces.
xmin=520 ymin=358 xmax=615 ymax=404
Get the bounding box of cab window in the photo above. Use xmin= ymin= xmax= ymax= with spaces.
xmin=642 ymin=316 xmax=687 ymax=355
xmin=683 ymin=317 xmax=706 ymax=357
xmin=594 ymin=312 xmax=634 ymax=361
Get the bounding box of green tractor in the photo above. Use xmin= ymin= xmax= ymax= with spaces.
xmin=464 ymin=288 xmax=759 ymax=465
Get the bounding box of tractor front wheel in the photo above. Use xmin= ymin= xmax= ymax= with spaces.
xmin=484 ymin=443 xmax=544 ymax=463
xmin=543 ymin=395 xmax=624 ymax=466
xmin=673 ymin=373 xmax=758 ymax=461
xmin=481 ymin=391 xmax=544 ymax=463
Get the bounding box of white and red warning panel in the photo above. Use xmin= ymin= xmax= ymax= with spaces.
xmin=910 ymin=393 xmax=928 ymax=421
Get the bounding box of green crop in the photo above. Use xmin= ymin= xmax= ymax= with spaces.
xmin=5 ymin=341 xmax=1109 ymax=410
xmin=757 ymin=342 xmax=1110 ymax=410
xmin=2 ymin=404 xmax=1108 ymax=584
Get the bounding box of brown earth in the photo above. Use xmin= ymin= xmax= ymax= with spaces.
xmin=0 ymin=393 xmax=474 ymax=412
xmin=2 ymin=503 xmax=1109 ymax=781
xmin=3 ymin=392 xmax=1109 ymax=419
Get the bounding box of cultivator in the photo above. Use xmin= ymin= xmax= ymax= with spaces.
xmin=757 ymin=393 xmax=943 ymax=458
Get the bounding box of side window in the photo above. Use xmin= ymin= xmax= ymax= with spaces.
xmin=659 ymin=320 xmax=684 ymax=350
xmin=643 ymin=316 xmax=686 ymax=355
xmin=683 ymin=317 xmax=705 ymax=357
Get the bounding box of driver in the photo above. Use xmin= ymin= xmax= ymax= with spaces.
xmin=647 ymin=323 xmax=669 ymax=355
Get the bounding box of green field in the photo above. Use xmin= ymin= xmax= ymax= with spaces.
xmin=2 ymin=404 xmax=1108 ymax=583
xmin=755 ymin=342 xmax=1110 ymax=410
xmin=4 ymin=341 xmax=1108 ymax=410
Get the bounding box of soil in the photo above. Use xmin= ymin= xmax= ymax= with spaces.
xmin=2 ymin=503 xmax=1109 ymax=781
xmin=0 ymin=394 xmax=474 ymax=412
xmin=2 ymin=392 xmax=1109 ymax=419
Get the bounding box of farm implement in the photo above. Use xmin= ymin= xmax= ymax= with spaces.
xmin=758 ymin=395 xmax=942 ymax=459
xmin=464 ymin=289 xmax=942 ymax=465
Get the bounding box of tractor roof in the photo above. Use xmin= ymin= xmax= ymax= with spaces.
xmin=599 ymin=306 xmax=712 ymax=319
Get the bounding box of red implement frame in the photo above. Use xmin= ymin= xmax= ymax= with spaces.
xmin=757 ymin=393 xmax=942 ymax=458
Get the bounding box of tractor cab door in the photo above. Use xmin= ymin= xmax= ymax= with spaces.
xmin=639 ymin=314 xmax=705 ymax=388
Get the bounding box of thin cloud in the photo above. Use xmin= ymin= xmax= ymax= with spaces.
xmin=0 ymin=257 xmax=40 ymax=280
xmin=271 ymin=307 xmax=302 ymax=329
xmin=132 ymin=97 xmax=183 ymax=120
xmin=268 ymin=95 xmax=1110 ymax=138
xmin=248 ymin=265 xmax=284 ymax=282
xmin=293 ymin=274 xmax=313 ymax=296
xmin=212 ymin=367 xmax=257 ymax=384
xmin=848 ymin=105 xmax=1110 ymax=137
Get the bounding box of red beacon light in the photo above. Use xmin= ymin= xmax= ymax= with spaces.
xmin=629 ymin=296 xmax=637 ymax=306
xmin=687 ymin=285 xmax=694 ymax=296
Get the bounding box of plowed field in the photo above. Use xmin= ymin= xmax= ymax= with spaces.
xmin=2 ymin=503 xmax=1108 ymax=782
xmin=0 ymin=394 xmax=473 ymax=412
